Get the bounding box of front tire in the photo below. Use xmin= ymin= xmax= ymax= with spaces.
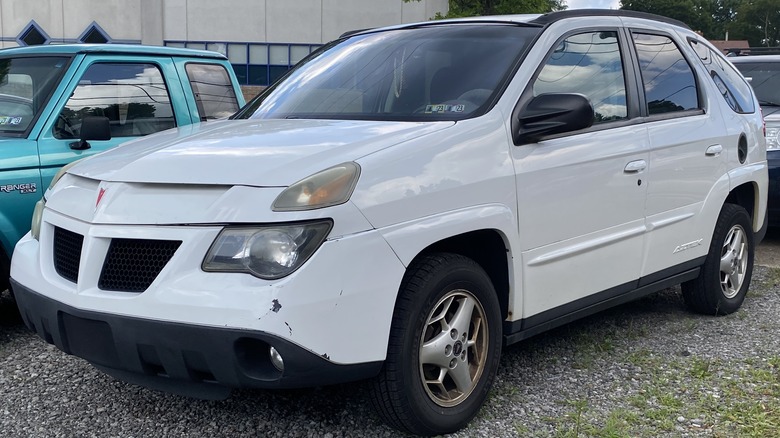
xmin=682 ymin=203 xmax=754 ymax=315
xmin=370 ymin=253 xmax=502 ymax=436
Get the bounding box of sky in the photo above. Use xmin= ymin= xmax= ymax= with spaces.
xmin=566 ymin=0 xmax=621 ymax=9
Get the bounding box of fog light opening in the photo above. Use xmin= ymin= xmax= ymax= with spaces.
xmin=269 ymin=346 xmax=284 ymax=372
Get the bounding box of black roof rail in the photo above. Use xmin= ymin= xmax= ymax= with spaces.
xmin=340 ymin=28 xmax=374 ymax=38
xmin=531 ymin=9 xmax=691 ymax=30
xmin=727 ymin=47 xmax=780 ymax=56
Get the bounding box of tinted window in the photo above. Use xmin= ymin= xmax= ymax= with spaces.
xmin=55 ymin=63 xmax=175 ymax=139
xmin=533 ymin=31 xmax=627 ymax=123
xmin=690 ymin=40 xmax=755 ymax=113
xmin=185 ymin=63 xmax=240 ymax=120
xmin=0 ymin=56 xmax=69 ymax=135
xmin=633 ymin=33 xmax=699 ymax=115
xmin=732 ymin=61 xmax=779 ymax=107
xmin=235 ymin=25 xmax=541 ymax=121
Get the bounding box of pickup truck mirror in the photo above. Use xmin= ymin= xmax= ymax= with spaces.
xmin=515 ymin=93 xmax=594 ymax=145
xmin=70 ymin=116 xmax=111 ymax=150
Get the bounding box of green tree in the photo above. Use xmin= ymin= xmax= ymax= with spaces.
xmin=621 ymin=0 xmax=779 ymax=47
xmin=709 ymin=0 xmax=742 ymax=40
xmin=620 ymin=0 xmax=713 ymax=35
xmin=405 ymin=0 xmax=566 ymax=19
xmin=735 ymin=0 xmax=780 ymax=46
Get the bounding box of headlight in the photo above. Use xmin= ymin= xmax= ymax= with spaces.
xmin=49 ymin=158 xmax=85 ymax=191
xmin=30 ymin=199 xmax=45 ymax=241
xmin=767 ymin=126 xmax=780 ymax=150
xmin=272 ymin=162 xmax=360 ymax=211
xmin=202 ymin=220 xmax=332 ymax=279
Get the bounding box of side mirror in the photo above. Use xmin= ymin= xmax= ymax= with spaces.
xmin=514 ymin=93 xmax=594 ymax=145
xmin=70 ymin=116 xmax=111 ymax=150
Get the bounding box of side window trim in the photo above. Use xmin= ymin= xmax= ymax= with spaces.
xmin=618 ymin=27 xmax=643 ymax=120
xmin=512 ymin=26 xmax=633 ymax=145
xmin=628 ymin=29 xmax=703 ymax=119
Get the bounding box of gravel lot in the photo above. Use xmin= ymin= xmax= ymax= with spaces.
xmin=2 ymin=250 xmax=780 ymax=437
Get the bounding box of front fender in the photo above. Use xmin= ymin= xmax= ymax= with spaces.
xmin=377 ymin=204 xmax=517 ymax=267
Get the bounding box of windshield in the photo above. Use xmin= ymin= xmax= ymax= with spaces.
xmin=235 ymin=25 xmax=540 ymax=121
xmin=0 ymin=56 xmax=70 ymax=135
xmin=734 ymin=61 xmax=780 ymax=106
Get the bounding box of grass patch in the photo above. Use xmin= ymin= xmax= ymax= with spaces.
xmin=540 ymin=354 xmax=780 ymax=437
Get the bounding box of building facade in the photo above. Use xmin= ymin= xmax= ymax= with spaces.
xmin=0 ymin=0 xmax=448 ymax=85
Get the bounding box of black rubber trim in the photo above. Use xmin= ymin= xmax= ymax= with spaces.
xmin=502 ymin=259 xmax=704 ymax=346
xmin=531 ymin=9 xmax=691 ymax=30
xmin=11 ymin=279 xmax=382 ymax=399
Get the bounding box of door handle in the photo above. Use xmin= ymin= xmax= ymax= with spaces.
xmin=624 ymin=160 xmax=647 ymax=173
xmin=705 ymin=144 xmax=723 ymax=156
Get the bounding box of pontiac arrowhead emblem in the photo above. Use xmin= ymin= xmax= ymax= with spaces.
xmin=96 ymin=187 xmax=107 ymax=208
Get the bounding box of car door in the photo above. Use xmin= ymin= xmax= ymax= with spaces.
xmin=627 ymin=31 xmax=729 ymax=277
xmin=511 ymin=28 xmax=649 ymax=326
xmin=36 ymin=56 xmax=193 ymax=189
xmin=0 ymin=55 xmax=73 ymax=255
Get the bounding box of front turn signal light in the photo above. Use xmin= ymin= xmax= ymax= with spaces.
xmin=272 ymin=162 xmax=360 ymax=211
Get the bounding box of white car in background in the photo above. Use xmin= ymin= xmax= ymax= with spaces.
xmin=11 ymin=10 xmax=767 ymax=436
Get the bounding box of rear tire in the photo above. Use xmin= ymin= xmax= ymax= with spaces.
xmin=370 ymin=253 xmax=502 ymax=436
xmin=682 ymin=203 xmax=754 ymax=315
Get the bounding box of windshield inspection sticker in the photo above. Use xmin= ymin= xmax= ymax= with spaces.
xmin=1 ymin=182 xmax=36 ymax=194
xmin=0 ymin=116 xmax=23 ymax=125
xmin=425 ymin=104 xmax=465 ymax=114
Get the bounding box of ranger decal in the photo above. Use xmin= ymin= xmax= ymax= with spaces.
xmin=0 ymin=182 xmax=37 ymax=194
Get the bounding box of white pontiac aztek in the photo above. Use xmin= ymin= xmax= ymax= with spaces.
xmin=10 ymin=10 xmax=767 ymax=436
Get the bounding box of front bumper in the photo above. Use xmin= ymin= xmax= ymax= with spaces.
xmin=12 ymin=279 xmax=382 ymax=398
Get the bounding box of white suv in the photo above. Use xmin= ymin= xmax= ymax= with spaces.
xmin=10 ymin=10 xmax=767 ymax=436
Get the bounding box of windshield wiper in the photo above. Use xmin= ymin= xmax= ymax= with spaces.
xmin=758 ymin=99 xmax=780 ymax=106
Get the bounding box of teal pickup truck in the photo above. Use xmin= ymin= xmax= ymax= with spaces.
xmin=0 ymin=44 xmax=244 ymax=291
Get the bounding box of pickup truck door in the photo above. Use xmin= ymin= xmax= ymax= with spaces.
xmin=36 ymin=55 xmax=193 ymax=189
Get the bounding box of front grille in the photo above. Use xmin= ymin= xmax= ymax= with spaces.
xmin=53 ymin=227 xmax=84 ymax=283
xmin=98 ymin=239 xmax=181 ymax=292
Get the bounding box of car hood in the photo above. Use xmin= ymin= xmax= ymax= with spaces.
xmin=69 ymin=119 xmax=455 ymax=186
xmin=762 ymin=105 xmax=780 ymax=121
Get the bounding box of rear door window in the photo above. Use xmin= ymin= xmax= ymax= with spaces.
xmin=185 ymin=63 xmax=240 ymax=120
xmin=632 ymin=33 xmax=700 ymax=115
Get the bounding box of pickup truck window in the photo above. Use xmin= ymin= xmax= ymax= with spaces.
xmin=185 ymin=63 xmax=240 ymax=120
xmin=0 ymin=56 xmax=69 ymax=136
xmin=54 ymin=63 xmax=175 ymax=140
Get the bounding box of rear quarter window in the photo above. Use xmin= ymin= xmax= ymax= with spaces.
xmin=689 ymin=39 xmax=755 ymax=114
xmin=185 ymin=63 xmax=240 ymax=120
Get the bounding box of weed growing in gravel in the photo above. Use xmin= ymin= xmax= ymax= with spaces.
xmin=690 ymin=357 xmax=714 ymax=379
xmin=541 ymin=353 xmax=780 ymax=437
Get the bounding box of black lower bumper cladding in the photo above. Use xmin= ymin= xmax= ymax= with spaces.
xmin=10 ymin=279 xmax=381 ymax=399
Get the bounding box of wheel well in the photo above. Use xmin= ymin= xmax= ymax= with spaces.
xmin=412 ymin=230 xmax=510 ymax=320
xmin=724 ymin=182 xmax=756 ymax=225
